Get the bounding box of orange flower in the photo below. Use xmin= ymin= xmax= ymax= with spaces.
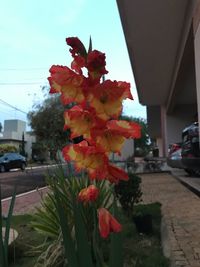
xmin=106 ymin=164 xmax=129 ymax=184
xmin=98 ymin=208 xmax=122 ymax=238
xmin=62 ymin=141 xmax=109 ymax=180
xmin=71 ymin=55 xmax=86 ymax=74
xmin=89 ymin=80 xmax=132 ymax=120
xmin=63 ymin=105 xmax=96 ymax=139
xmin=78 ymin=185 xmax=99 ymax=203
xmin=91 ymin=119 xmax=141 ymax=154
xmin=91 ymin=127 xmax=125 ymax=154
xmin=48 ymin=65 xmax=86 ymax=105
xmin=107 ymin=120 xmax=141 ymax=139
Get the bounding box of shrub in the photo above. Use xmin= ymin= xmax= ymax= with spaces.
xmin=0 ymin=144 xmax=18 ymax=155
xmin=114 ymin=173 xmax=142 ymax=218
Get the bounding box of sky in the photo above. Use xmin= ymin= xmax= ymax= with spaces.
xmin=0 ymin=0 xmax=146 ymax=130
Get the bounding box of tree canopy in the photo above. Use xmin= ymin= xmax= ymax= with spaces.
xmin=28 ymin=95 xmax=70 ymax=154
xmin=120 ymin=115 xmax=150 ymax=156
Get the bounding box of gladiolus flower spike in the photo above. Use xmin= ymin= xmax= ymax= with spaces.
xmin=48 ymin=36 xmax=141 ymax=242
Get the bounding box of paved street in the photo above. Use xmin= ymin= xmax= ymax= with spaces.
xmin=0 ymin=164 xmax=69 ymax=199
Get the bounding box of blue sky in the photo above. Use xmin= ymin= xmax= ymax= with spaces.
xmin=0 ymin=0 xmax=146 ymax=129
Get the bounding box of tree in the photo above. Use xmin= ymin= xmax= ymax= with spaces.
xmin=20 ymin=132 xmax=26 ymax=156
xmin=28 ymin=95 xmax=70 ymax=159
xmin=120 ymin=115 xmax=150 ymax=156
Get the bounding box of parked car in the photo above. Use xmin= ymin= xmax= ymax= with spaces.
xmin=167 ymin=142 xmax=184 ymax=169
xmin=0 ymin=153 xmax=27 ymax=172
xmin=181 ymin=122 xmax=200 ymax=175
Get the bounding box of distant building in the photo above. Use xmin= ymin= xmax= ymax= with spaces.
xmin=0 ymin=119 xmax=36 ymax=159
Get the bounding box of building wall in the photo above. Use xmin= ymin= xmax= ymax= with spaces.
xmin=4 ymin=120 xmax=26 ymax=135
xmin=25 ymin=132 xmax=36 ymax=159
xmin=166 ymin=104 xmax=196 ymax=148
xmin=147 ymin=106 xmax=161 ymax=138
xmin=112 ymin=139 xmax=134 ymax=161
xmin=0 ymin=120 xmax=35 ymax=159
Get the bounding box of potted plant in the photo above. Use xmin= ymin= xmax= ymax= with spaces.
xmin=133 ymin=210 xmax=153 ymax=234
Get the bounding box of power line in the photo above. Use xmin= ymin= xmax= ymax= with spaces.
xmin=0 ymin=99 xmax=27 ymax=115
xmin=0 ymin=82 xmax=43 ymax=85
xmin=0 ymin=67 xmax=49 ymax=71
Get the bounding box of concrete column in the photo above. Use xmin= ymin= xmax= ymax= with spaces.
xmin=160 ymin=106 xmax=167 ymax=157
xmin=156 ymin=138 xmax=164 ymax=157
xmin=194 ymin=22 xmax=200 ymax=142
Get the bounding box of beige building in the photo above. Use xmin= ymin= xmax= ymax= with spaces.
xmin=0 ymin=119 xmax=36 ymax=159
xmin=117 ymin=0 xmax=200 ymax=157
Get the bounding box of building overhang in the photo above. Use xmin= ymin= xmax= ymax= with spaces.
xmin=117 ymin=0 xmax=196 ymax=107
xmin=0 ymin=138 xmax=27 ymax=143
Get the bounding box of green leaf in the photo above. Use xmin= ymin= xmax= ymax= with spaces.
xmin=0 ymin=186 xmax=6 ymax=267
xmin=73 ymin=198 xmax=94 ymax=267
xmin=4 ymin=186 xmax=16 ymax=266
xmin=54 ymin=185 xmax=78 ymax=267
xmin=31 ymin=223 xmax=58 ymax=237
xmin=88 ymin=36 xmax=92 ymax=53
xmin=109 ymin=201 xmax=123 ymax=267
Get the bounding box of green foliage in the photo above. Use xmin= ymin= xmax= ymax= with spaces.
xmin=0 ymin=186 xmax=16 ymax=267
xmin=31 ymin=142 xmax=49 ymax=163
xmin=7 ymin=214 xmax=46 ymax=267
xmin=120 ymin=115 xmax=150 ymax=156
xmin=120 ymin=203 xmax=169 ymax=267
xmin=9 ymin=203 xmax=169 ymax=267
xmin=32 ymin=166 xmax=114 ymax=266
xmin=109 ymin=201 xmax=123 ymax=267
xmin=28 ymin=95 xmax=71 ymax=153
xmin=32 ymin=193 xmax=60 ymax=238
xmin=114 ymin=173 xmax=142 ymax=218
xmin=33 ymin=166 xmax=113 ymax=241
xmin=0 ymin=144 xmax=18 ymax=155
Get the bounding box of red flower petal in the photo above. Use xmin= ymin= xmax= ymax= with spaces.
xmin=106 ymin=164 xmax=129 ymax=184
xmin=66 ymin=37 xmax=87 ymax=57
xmin=98 ymin=208 xmax=122 ymax=239
xmin=78 ymin=185 xmax=99 ymax=203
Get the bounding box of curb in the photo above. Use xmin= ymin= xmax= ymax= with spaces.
xmin=171 ymin=171 xmax=200 ymax=198
xmin=1 ymin=186 xmax=48 ymax=202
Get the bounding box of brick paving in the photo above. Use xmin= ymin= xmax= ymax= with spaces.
xmin=141 ymin=172 xmax=200 ymax=267
xmin=2 ymin=187 xmax=49 ymax=215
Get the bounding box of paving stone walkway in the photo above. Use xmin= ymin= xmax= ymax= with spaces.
xmin=141 ymin=172 xmax=200 ymax=267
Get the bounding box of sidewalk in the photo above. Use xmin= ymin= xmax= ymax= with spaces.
xmin=141 ymin=172 xmax=200 ymax=267
xmin=2 ymin=187 xmax=49 ymax=215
